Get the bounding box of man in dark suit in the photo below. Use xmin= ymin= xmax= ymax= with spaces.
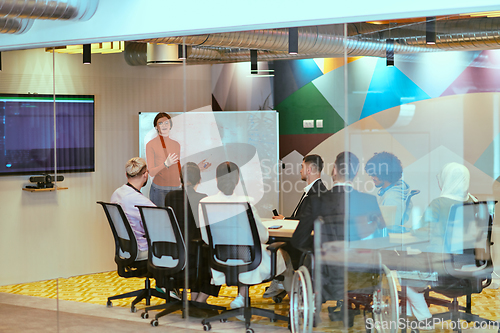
xmin=273 ymin=154 xmax=328 ymax=220
xmin=264 ymin=154 xmax=327 ymax=298
xmin=291 ymin=151 xmax=385 ymax=303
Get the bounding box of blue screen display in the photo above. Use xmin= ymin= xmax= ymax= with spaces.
xmin=0 ymin=94 xmax=95 ymax=175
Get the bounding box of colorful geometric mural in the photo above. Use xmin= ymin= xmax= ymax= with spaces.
xmin=211 ymin=51 xmax=500 ymax=218
xmin=359 ymin=58 xmax=431 ymax=119
xmin=211 ymin=51 xmax=500 ymax=191
xmin=274 ymin=50 xmax=500 ymax=160
xmin=441 ymin=50 xmax=500 ymax=96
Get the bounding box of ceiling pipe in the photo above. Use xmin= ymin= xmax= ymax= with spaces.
xmin=0 ymin=0 xmax=98 ymax=34
xmin=351 ymin=17 xmax=500 ymax=50
xmin=126 ymin=17 xmax=500 ymax=65
xmin=0 ymin=0 xmax=98 ymax=20
xmin=139 ymin=25 xmax=431 ymax=56
xmin=124 ymin=42 xmax=223 ymax=66
xmin=0 ymin=17 xmax=32 ymax=34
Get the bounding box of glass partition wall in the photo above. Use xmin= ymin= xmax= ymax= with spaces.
xmin=1 ymin=10 xmax=500 ymax=333
xmin=308 ymin=16 xmax=500 ymax=332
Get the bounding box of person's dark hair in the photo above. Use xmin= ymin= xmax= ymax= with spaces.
xmin=364 ymin=151 xmax=403 ymax=184
xmin=216 ymin=161 xmax=239 ymax=195
xmin=303 ymin=154 xmax=324 ymax=173
xmin=335 ymin=151 xmax=359 ymax=182
xmin=153 ymin=112 xmax=173 ymax=129
xmin=182 ymin=162 xmax=201 ymax=187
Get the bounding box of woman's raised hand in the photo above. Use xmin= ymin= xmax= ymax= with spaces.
xmin=164 ymin=153 xmax=179 ymax=168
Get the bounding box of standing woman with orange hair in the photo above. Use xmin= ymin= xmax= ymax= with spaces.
xmin=146 ymin=112 xmax=181 ymax=207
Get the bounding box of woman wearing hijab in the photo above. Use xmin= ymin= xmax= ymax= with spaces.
xmin=405 ymin=162 xmax=477 ymax=326
xmin=418 ymin=162 xmax=477 ymax=243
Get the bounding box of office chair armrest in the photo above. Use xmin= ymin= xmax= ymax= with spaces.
xmin=482 ymin=278 xmax=492 ymax=289
xmin=266 ymin=242 xmax=286 ymax=252
xmin=267 ymin=242 xmax=286 ymax=278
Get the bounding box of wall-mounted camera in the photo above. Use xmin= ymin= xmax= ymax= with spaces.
xmin=26 ymin=174 xmax=64 ymax=189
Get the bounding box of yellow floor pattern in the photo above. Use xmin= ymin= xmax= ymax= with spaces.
xmin=1 ymin=271 xmax=500 ymax=332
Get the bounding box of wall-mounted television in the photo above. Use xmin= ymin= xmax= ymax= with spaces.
xmin=0 ymin=94 xmax=95 ymax=176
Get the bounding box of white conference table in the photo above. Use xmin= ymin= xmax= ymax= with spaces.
xmin=261 ymin=218 xmax=299 ymax=238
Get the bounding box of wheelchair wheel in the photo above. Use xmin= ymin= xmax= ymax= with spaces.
xmin=290 ymin=266 xmax=314 ymax=333
xmin=372 ymin=264 xmax=399 ymax=333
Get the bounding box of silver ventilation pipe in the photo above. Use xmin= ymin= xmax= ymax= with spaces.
xmin=124 ymin=43 xmax=224 ymax=66
xmin=124 ymin=42 xmax=147 ymax=66
xmin=0 ymin=17 xmax=32 ymax=34
xmin=350 ymin=17 xmax=500 ymax=50
xmin=0 ymin=0 xmax=98 ymax=34
xmin=127 ymin=17 xmax=500 ymax=65
xmin=140 ymin=26 xmax=430 ymax=57
xmin=0 ymin=0 xmax=98 ymax=20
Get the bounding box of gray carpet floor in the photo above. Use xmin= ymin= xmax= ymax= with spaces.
xmin=0 ymin=293 xmax=288 ymax=333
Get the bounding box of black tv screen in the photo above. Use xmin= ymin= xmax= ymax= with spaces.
xmin=0 ymin=94 xmax=95 ymax=175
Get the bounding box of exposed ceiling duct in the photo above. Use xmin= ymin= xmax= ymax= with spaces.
xmin=125 ymin=17 xmax=500 ymax=65
xmin=124 ymin=42 xmax=225 ymax=66
xmin=0 ymin=17 xmax=32 ymax=34
xmin=0 ymin=0 xmax=98 ymax=34
xmin=141 ymin=26 xmax=429 ymax=57
xmin=350 ymin=17 xmax=500 ymax=50
xmin=147 ymin=44 xmax=183 ymax=65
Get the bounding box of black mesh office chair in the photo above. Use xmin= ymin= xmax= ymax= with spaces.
xmin=199 ymin=201 xmax=288 ymax=333
xmin=423 ymin=201 xmax=496 ymax=331
xmin=137 ymin=205 xmax=225 ymax=327
xmin=97 ymin=201 xmax=167 ymax=312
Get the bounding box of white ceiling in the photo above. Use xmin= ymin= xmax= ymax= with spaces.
xmin=1 ymin=0 xmax=500 ymax=51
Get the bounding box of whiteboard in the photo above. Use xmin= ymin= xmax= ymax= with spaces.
xmin=139 ymin=110 xmax=279 ymax=218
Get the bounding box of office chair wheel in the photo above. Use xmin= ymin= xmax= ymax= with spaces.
xmin=130 ymin=305 xmax=137 ymax=313
xmin=203 ymin=322 xmax=211 ymax=331
xmin=151 ymin=319 xmax=159 ymax=327
xmin=290 ymin=266 xmax=314 ymax=333
xmin=141 ymin=312 xmax=149 ymax=319
xmin=372 ymin=265 xmax=399 ymax=333
xmin=245 ymin=328 xmax=254 ymax=333
xmin=270 ymin=318 xmax=277 ymax=322
xmin=220 ymin=318 xmax=228 ymax=323
xmin=106 ymin=300 xmax=112 ymax=308
xmin=273 ymin=295 xmax=283 ymax=303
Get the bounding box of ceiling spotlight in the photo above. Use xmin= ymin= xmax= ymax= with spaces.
xmin=386 ymin=39 xmax=394 ymax=67
xmin=289 ymin=27 xmax=298 ymax=54
xmin=250 ymin=49 xmax=257 ymax=74
xmin=178 ymin=44 xmax=187 ymax=59
xmin=83 ymin=44 xmax=91 ymax=64
xmin=426 ymin=17 xmax=436 ymax=45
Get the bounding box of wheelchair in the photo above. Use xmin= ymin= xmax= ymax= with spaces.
xmin=289 ymin=218 xmax=400 ymax=333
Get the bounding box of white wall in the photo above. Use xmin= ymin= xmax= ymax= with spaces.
xmin=0 ymin=48 xmax=211 ymax=285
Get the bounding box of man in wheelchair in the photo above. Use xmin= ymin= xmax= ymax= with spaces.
xmin=291 ymin=151 xmax=387 ymax=327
